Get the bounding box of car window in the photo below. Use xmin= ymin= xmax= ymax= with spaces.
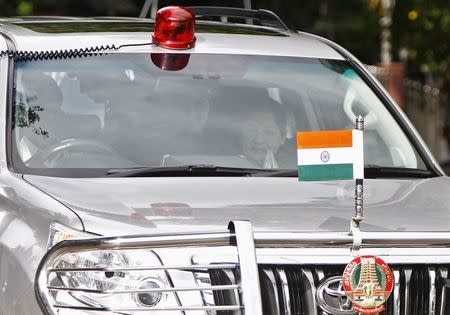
xmin=10 ymin=53 xmax=426 ymax=176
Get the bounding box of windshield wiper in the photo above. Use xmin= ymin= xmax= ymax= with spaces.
xmin=107 ymin=165 xmax=435 ymax=178
xmin=106 ymin=165 xmax=277 ymax=177
xmin=251 ymin=165 xmax=435 ymax=178
xmin=363 ymin=165 xmax=434 ymax=178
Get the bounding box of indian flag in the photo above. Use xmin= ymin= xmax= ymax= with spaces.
xmin=297 ymin=130 xmax=364 ymax=181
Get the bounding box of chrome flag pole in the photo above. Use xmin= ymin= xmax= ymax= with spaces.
xmin=350 ymin=115 xmax=364 ymax=255
xmin=354 ymin=115 xmax=364 ymax=224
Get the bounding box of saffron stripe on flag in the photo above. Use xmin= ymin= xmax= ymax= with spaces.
xmin=297 ymin=130 xmax=353 ymax=149
xmin=298 ymin=164 xmax=353 ymax=181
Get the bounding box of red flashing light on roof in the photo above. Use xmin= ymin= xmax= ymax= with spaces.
xmin=151 ymin=53 xmax=190 ymax=71
xmin=152 ymin=6 xmax=196 ymax=49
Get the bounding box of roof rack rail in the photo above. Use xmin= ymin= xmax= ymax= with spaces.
xmin=188 ymin=6 xmax=291 ymax=32
xmin=140 ymin=0 xmax=253 ymax=19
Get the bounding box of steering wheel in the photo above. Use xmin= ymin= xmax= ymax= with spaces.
xmin=343 ymin=86 xmax=378 ymax=129
xmin=27 ymin=139 xmax=119 ymax=168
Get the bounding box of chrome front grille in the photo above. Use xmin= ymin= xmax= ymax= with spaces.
xmin=256 ymin=265 xmax=450 ymax=315
xmin=191 ymin=266 xmax=242 ymax=314
xmin=209 ymin=269 xmax=241 ymax=314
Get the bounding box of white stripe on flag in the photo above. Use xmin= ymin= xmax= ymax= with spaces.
xmin=297 ymin=147 xmax=355 ymax=165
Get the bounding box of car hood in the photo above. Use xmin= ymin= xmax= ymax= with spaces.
xmin=24 ymin=175 xmax=450 ymax=236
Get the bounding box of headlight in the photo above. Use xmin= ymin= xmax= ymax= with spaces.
xmin=37 ymin=222 xmax=245 ymax=315
xmin=37 ymin=223 xmax=181 ymax=315
xmin=51 ymin=249 xmax=174 ymax=310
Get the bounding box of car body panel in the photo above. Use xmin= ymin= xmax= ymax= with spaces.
xmin=0 ymin=169 xmax=83 ymax=314
xmin=24 ymin=175 xmax=450 ymax=235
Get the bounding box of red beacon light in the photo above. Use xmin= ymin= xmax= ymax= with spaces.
xmin=152 ymin=6 xmax=196 ymax=49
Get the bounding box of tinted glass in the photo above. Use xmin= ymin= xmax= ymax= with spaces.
xmin=11 ymin=53 xmax=426 ymax=176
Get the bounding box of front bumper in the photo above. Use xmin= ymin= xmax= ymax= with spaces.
xmin=35 ymin=220 xmax=450 ymax=314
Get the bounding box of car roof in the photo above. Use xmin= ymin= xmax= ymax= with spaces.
xmin=0 ymin=17 xmax=344 ymax=60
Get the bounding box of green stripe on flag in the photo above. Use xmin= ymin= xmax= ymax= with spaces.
xmin=298 ymin=164 xmax=353 ymax=181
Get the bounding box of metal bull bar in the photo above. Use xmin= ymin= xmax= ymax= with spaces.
xmin=36 ymin=220 xmax=450 ymax=314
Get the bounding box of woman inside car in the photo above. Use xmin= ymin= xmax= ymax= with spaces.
xmin=239 ymin=96 xmax=287 ymax=168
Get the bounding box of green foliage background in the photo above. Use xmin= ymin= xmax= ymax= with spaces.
xmin=392 ymin=0 xmax=450 ymax=85
xmin=1 ymin=0 xmax=449 ymax=86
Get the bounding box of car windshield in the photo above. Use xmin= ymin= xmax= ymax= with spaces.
xmin=10 ymin=53 xmax=426 ymax=176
